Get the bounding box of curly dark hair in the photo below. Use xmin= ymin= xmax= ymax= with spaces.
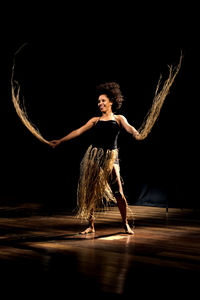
xmin=96 ymin=81 xmax=124 ymax=111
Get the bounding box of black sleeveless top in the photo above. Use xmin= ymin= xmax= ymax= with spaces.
xmin=91 ymin=119 xmax=120 ymax=150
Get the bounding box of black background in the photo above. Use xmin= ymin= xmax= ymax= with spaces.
xmin=1 ymin=3 xmax=199 ymax=209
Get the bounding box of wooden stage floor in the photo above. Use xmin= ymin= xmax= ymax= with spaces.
xmin=0 ymin=203 xmax=200 ymax=297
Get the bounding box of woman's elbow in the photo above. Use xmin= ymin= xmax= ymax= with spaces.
xmin=75 ymin=129 xmax=82 ymax=137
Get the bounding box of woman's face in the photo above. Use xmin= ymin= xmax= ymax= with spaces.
xmin=98 ymin=94 xmax=113 ymax=113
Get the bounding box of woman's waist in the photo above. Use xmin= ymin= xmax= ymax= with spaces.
xmin=91 ymin=141 xmax=118 ymax=151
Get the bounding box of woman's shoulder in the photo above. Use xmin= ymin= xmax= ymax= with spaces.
xmin=88 ymin=116 xmax=100 ymax=125
xmin=114 ymin=114 xmax=127 ymax=123
xmin=91 ymin=116 xmax=100 ymax=122
xmin=114 ymin=114 xmax=124 ymax=127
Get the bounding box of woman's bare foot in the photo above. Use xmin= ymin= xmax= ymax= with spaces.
xmin=80 ymin=227 xmax=95 ymax=235
xmin=124 ymin=223 xmax=134 ymax=235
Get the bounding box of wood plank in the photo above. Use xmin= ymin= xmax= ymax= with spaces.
xmin=0 ymin=204 xmax=199 ymax=296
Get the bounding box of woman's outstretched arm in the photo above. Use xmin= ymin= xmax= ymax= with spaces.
xmin=117 ymin=115 xmax=142 ymax=140
xmin=50 ymin=117 xmax=98 ymax=148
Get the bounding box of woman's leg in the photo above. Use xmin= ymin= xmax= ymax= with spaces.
xmin=80 ymin=208 xmax=95 ymax=234
xmin=80 ymin=164 xmax=134 ymax=235
xmin=111 ymin=164 xmax=134 ymax=234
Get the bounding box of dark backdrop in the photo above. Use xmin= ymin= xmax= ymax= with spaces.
xmin=1 ymin=3 xmax=199 ymax=209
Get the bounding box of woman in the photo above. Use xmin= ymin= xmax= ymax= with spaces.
xmin=50 ymin=82 xmax=141 ymax=234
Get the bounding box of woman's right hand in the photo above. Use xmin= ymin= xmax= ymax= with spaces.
xmin=49 ymin=139 xmax=62 ymax=148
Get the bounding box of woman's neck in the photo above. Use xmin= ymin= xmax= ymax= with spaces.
xmin=101 ymin=111 xmax=114 ymax=119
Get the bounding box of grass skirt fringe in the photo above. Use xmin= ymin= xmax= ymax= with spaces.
xmin=75 ymin=145 xmax=118 ymax=219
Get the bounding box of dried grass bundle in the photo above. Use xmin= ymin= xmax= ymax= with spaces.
xmin=138 ymin=53 xmax=183 ymax=139
xmin=11 ymin=45 xmax=50 ymax=145
xmin=76 ymin=145 xmax=118 ymax=219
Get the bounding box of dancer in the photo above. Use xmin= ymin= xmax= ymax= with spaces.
xmin=50 ymin=82 xmax=139 ymax=234
xmin=11 ymin=50 xmax=182 ymax=235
